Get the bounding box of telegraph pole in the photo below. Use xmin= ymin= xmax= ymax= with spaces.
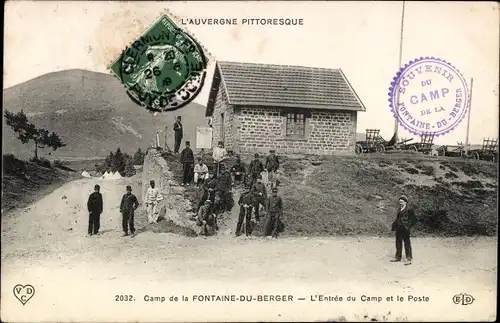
xmin=394 ymin=1 xmax=406 ymax=141
xmin=464 ymin=77 xmax=473 ymax=154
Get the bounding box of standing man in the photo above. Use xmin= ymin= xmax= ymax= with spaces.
xmin=212 ymin=141 xmax=228 ymax=176
xmin=230 ymin=155 xmax=246 ymax=186
xmin=250 ymin=175 xmax=267 ymax=223
xmin=120 ymin=185 xmax=139 ymax=237
xmin=265 ymin=149 xmax=280 ymax=189
xmin=236 ymin=189 xmax=255 ymax=237
xmin=87 ymin=184 xmax=103 ymax=236
xmin=180 ymin=141 xmax=195 ymax=186
xmin=248 ymin=153 xmax=265 ymax=189
xmin=215 ymin=164 xmax=233 ymax=213
xmin=173 ymin=116 xmax=183 ymax=154
xmin=194 ymin=157 xmax=209 ymax=187
xmin=390 ymin=195 xmax=418 ymax=265
xmin=264 ymin=187 xmax=284 ymax=238
xmin=145 ymin=180 xmax=163 ymax=224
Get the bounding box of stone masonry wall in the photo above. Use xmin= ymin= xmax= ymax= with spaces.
xmin=142 ymin=149 xmax=198 ymax=233
xmin=211 ymin=82 xmax=235 ymax=150
xmin=235 ymin=107 xmax=357 ymax=155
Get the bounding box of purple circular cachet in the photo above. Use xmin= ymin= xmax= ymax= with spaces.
xmin=388 ymin=57 xmax=469 ymax=137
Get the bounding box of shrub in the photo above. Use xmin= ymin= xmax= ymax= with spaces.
xmin=3 ymin=154 xmax=27 ymax=174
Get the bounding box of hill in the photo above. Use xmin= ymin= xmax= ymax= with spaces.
xmin=1 ymin=155 xmax=105 ymax=213
xmin=2 ymin=69 xmax=208 ymax=159
xmin=164 ymin=150 xmax=497 ymax=237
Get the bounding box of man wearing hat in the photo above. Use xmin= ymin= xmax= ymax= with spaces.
xmin=248 ymin=153 xmax=265 ymax=189
xmin=250 ymin=175 xmax=267 ymax=222
xmin=119 ymin=185 xmax=139 ymax=237
xmin=236 ymin=188 xmax=255 ymax=237
xmin=180 ymin=141 xmax=195 ymax=186
xmin=390 ymin=195 xmax=418 ymax=265
xmin=215 ymin=164 xmax=233 ymax=213
xmin=265 ymin=149 xmax=280 ymax=189
xmin=145 ymin=180 xmax=163 ymax=224
xmin=264 ymin=187 xmax=284 ymax=238
xmin=197 ymin=199 xmax=215 ymax=236
xmin=196 ymin=172 xmax=217 ymax=213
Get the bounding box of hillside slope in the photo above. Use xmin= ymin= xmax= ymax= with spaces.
xmin=277 ymin=155 xmax=497 ymax=237
xmin=2 ymin=69 xmax=208 ymax=159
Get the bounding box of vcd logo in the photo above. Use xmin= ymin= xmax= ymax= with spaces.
xmin=453 ymin=293 xmax=475 ymax=306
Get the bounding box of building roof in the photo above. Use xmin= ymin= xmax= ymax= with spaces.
xmin=206 ymin=61 xmax=366 ymax=116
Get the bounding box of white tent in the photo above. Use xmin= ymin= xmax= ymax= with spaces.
xmin=100 ymin=171 xmax=111 ymax=180
xmin=81 ymin=171 xmax=91 ymax=178
xmin=110 ymin=171 xmax=123 ymax=179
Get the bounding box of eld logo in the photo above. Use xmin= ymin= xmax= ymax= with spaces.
xmin=453 ymin=293 xmax=475 ymax=306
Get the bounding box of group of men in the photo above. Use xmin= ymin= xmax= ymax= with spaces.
xmin=86 ymin=180 xmax=163 ymax=238
xmin=194 ymin=148 xmax=284 ymax=238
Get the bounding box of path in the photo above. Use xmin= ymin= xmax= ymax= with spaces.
xmin=1 ymin=177 xmax=496 ymax=322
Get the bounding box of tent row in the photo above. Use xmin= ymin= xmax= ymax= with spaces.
xmin=80 ymin=171 xmax=123 ymax=180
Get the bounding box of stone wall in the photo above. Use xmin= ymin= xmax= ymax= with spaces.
xmin=142 ymin=149 xmax=198 ymax=233
xmin=235 ymin=106 xmax=357 ymax=155
xmin=211 ymin=82 xmax=235 ymax=150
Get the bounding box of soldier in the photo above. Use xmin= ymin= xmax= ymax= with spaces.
xmin=230 ymin=155 xmax=247 ymax=186
xmin=212 ymin=141 xmax=228 ymax=176
xmin=264 ymin=187 xmax=284 ymax=238
xmin=390 ymin=195 xmax=418 ymax=265
xmin=197 ymin=200 xmax=216 ymax=236
xmin=196 ymin=172 xmax=217 ymax=213
xmin=215 ymin=164 xmax=233 ymax=213
xmin=236 ymin=189 xmax=255 ymax=237
xmin=250 ymin=175 xmax=267 ymax=222
xmin=145 ymin=180 xmax=163 ymax=224
xmin=265 ymin=149 xmax=280 ymax=189
xmin=248 ymin=153 xmax=264 ymax=189
xmin=173 ymin=116 xmax=183 ymax=154
xmin=119 ymin=185 xmax=139 ymax=237
xmin=86 ymin=184 xmax=103 ymax=236
xmin=180 ymin=141 xmax=195 ymax=186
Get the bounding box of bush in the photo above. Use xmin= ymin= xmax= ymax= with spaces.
xmin=53 ymin=159 xmax=64 ymax=167
xmin=29 ymin=157 xmax=52 ymax=168
xmin=3 ymin=154 xmax=27 ymax=174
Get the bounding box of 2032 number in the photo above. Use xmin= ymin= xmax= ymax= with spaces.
xmin=115 ymin=294 xmax=135 ymax=302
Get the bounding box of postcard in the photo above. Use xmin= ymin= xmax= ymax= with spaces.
xmin=2 ymin=1 xmax=498 ymax=322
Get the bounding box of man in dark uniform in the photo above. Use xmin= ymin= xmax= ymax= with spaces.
xmin=119 ymin=185 xmax=139 ymax=237
xmin=264 ymin=187 xmax=284 ymax=238
xmin=250 ymin=175 xmax=267 ymax=222
xmin=265 ymin=149 xmax=280 ymax=189
xmin=86 ymin=184 xmax=103 ymax=236
xmin=173 ymin=116 xmax=183 ymax=154
xmin=197 ymin=200 xmax=216 ymax=236
xmin=390 ymin=195 xmax=418 ymax=265
xmin=230 ymin=155 xmax=246 ymax=186
xmin=248 ymin=153 xmax=264 ymax=189
xmin=180 ymin=141 xmax=194 ymax=186
xmin=196 ymin=172 xmax=217 ymax=213
xmin=235 ymin=189 xmax=255 ymax=237
xmin=215 ymin=164 xmax=233 ymax=213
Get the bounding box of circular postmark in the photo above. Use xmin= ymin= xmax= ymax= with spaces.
xmin=109 ymin=15 xmax=208 ymax=112
xmin=388 ymin=57 xmax=469 ymax=136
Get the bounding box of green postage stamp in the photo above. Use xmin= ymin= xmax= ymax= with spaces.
xmin=109 ymin=14 xmax=208 ymax=112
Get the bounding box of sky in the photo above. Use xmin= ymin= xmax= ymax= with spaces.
xmin=4 ymin=1 xmax=499 ymax=145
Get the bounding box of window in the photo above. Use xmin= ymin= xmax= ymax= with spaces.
xmin=285 ymin=112 xmax=306 ymax=137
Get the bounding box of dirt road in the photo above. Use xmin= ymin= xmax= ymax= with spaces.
xmin=1 ymin=178 xmax=497 ymax=322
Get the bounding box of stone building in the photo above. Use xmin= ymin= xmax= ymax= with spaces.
xmin=205 ymin=61 xmax=366 ymax=155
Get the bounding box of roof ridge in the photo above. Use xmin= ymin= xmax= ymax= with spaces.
xmin=217 ymin=60 xmax=341 ymax=71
